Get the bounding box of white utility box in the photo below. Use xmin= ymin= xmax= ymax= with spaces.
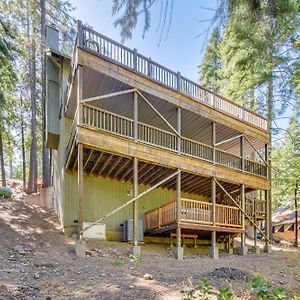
xmin=82 ymin=222 xmax=106 ymax=240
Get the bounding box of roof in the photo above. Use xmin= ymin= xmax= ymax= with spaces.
xmin=272 ymin=209 xmax=300 ymax=226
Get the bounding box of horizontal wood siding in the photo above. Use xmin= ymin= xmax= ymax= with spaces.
xmin=63 ymin=173 xmax=207 ymax=234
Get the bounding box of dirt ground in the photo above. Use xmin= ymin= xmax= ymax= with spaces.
xmin=0 ymin=188 xmax=299 ymax=299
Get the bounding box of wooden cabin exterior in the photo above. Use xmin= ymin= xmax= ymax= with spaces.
xmin=45 ymin=22 xmax=271 ymax=259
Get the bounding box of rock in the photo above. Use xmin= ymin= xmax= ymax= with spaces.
xmin=143 ymin=273 xmax=153 ymax=280
xmin=129 ymin=285 xmax=134 ymax=289
xmin=0 ymin=187 xmax=12 ymax=198
xmin=33 ymin=273 xmax=40 ymax=279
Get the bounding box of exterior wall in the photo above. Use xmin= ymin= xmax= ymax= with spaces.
xmin=273 ymin=230 xmax=298 ymax=244
xmin=52 ymin=59 xmax=72 ymax=226
xmin=63 ymin=173 xmax=208 ymax=240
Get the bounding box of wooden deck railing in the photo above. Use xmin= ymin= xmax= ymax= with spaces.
xmin=144 ymin=198 xmax=242 ymax=231
xmin=78 ymin=23 xmax=268 ymax=131
xmin=80 ymin=103 xmax=267 ymax=178
xmin=245 ymin=198 xmax=266 ymax=218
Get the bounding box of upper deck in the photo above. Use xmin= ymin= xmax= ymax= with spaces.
xmin=73 ymin=23 xmax=267 ymax=133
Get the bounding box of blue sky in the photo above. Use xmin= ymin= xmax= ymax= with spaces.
xmin=70 ymin=0 xmax=217 ymax=82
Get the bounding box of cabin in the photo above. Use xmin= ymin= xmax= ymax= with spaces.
xmin=45 ymin=21 xmax=271 ymax=259
xmin=272 ymin=208 xmax=299 ymax=245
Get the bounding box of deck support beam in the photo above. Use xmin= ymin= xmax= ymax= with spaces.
xmin=177 ymin=107 xmax=181 ymax=154
xmin=239 ymin=184 xmax=247 ymax=255
xmin=210 ymin=177 xmax=218 ymax=258
xmin=212 ymin=122 xmax=216 ymax=164
xmin=133 ymin=91 xmax=138 ymax=141
xmin=75 ymin=143 xmax=87 ymax=257
xmin=175 ymin=169 xmax=183 ymax=260
xmin=132 ymin=157 xmax=141 ymax=256
xmin=264 ymin=189 xmax=271 ymax=253
xmin=240 ymin=135 xmax=245 ymax=171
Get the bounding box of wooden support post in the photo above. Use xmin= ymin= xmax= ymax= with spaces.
xmin=239 ymin=184 xmax=247 ymax=255
xmin=177 ymin=107 xmax=181 ymax=154
xmin=240 ymin=135 xmax=245 ymax=171
xmin=212 ymin=122 xmax=216 ymax=164
xmin=78 ymin=143 xmax=84 ymax=239
xmin=254 ymin=198 xmax=257 ymax=248
xmin=133 ymin=158 xmax=138 ymax=245
xmin=75 ymin=143 xmax=87 ymax=258
xmin=133 ymin=92 xmax=138 ymax=141
xmin=132 ymin=157 xmax=141 ymax=256
xmin=175 ymin=169 xmax=183 ymax=259
xmin=264 ymin=189 xmax=271 ymax=253
xmin=210 ymin=178 xmax=218 ymax=258
xmin=265 ymin=143 xmax=273 ymax=241
xmin=265 ymin=144 xmax=269 ymax=179
xmin=77 ymin=65 xmax=83 ymax=124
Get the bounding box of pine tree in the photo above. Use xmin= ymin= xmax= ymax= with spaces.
xmin=199 ymin=28 xmax=223 ymax=93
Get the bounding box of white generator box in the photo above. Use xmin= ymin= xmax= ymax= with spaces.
xmin=82 ymin=222 xmax=106 ymax=240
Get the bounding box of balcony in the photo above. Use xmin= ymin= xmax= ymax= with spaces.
xmin=68 ymin=103 xmax=267 ymax=178
xmin=144 ymin=198 xmax=242 ymax=234
xmin=77 ymin=23 xmax=267 ymax=131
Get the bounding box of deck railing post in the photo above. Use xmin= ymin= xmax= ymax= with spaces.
xmin=177 ymin=71 xmax=181 ymax=92
xmin=158 ymin=207 xmax=161 ymax=228
xmin=148 ymin=58 xmax=152 ymax=77
xmin=133 ymin=48 xmax=137 ymax=71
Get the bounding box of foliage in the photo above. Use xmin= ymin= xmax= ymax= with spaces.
xmin=198 ymin=277 xmax=212 ymax=300
xmin=252 ymin=276 xmax=286 ymax=299
xmin=180 ymin=276 xmax=299 ymax=300
xmin=199 ymin=28 xmax=223 ymax=93
xmin=112 ymin=0 xmax=156 ymax=42
xmin=0 ymin=0 xmax=74 ymax=189
xmin=111 ymin=258 xmax=124 ymax=266
xmin=217 ymin=288 xmax=234 ymax=300
xmin=272 ymin=113 xmax=300 ymax=208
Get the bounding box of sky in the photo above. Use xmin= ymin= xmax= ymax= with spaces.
xmin=70 ymin=0 xmax=218 ymax=83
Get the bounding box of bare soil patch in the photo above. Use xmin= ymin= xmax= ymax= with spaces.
xmin=0 ymin=189 xmax=299 ymax=299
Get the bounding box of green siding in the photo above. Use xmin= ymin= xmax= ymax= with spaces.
xmin=64 ymin=174 xmax=207 ymax=235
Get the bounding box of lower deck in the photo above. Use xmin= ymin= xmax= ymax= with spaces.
xmin=144 ymin=198 xmax=244 ymax=236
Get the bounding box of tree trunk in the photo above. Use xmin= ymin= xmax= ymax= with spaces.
xmin=0 ymin=131 xmax=6 ymax=187
xmin=41 ymin=0 xmax=51 ymax=188
xmin=21 ymin=94 xmax=26 ymax=191
xmin=267 ymin=76 xmax=273 ymax=241
xmin=27 ymin=3 xmax=38 ymax=194
xmin=9 ymin=159 xmax=13 ymax=179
